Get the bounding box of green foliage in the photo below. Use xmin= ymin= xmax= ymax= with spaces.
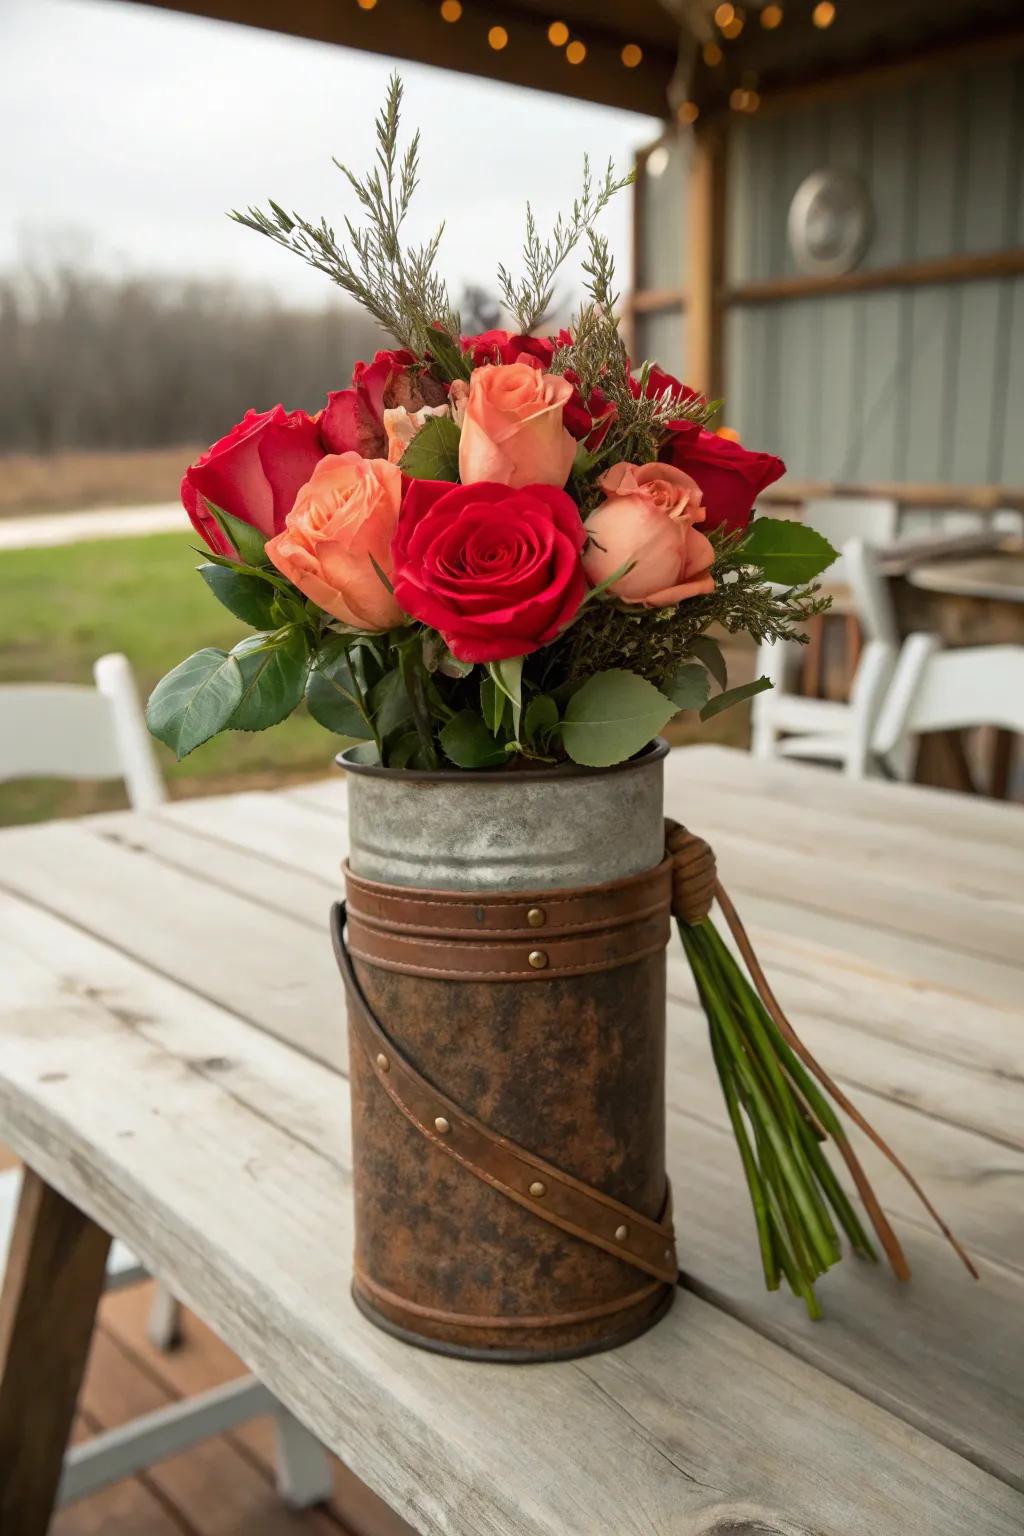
xmin=700 ymin=675 xmax=772 ymax=721
xmin=398 ymin=414 xmax=461 ymax=481
xmin=206 ymin=501 xmax=271 ymax=567
xmin=662 ymin=662 xmax=711 ymax=713
xmin=741 ymin=519 xmax=838 ymax=584
xmin=440 ymin=710 xmax=508 ymax=768
xmin=228 ymin=629 xmax=311 ymax=732
xmin=686 ymin=633 xmax=728 ymax=691
xmin=426 ymin=324 xmax=472 ymax=383
xmin=198 ymin=564 xmax=282 ymax=629
xmin=146 ymin=647 xmax=243 ymax=760
xmin=306 ymin=645 xmax=374 ymax=739
xmin=231 ymin=74 xmax=459 ymax=354
xmin=560 ymin=668 xmax=676 ymax=768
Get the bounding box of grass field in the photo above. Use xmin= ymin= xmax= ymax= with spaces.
xmin=0 ymin=528 xmax=753 ymax=826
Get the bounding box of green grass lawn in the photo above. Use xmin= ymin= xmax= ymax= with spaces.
xmin=0 ymin=529 xmax=752 ymax=826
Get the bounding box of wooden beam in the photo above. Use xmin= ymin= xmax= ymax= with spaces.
xmin=0 ymin=1170 xmax=111 ymax=1536
xmin=626 ymin=285 xmax=688 ymax=314
xmin=125 ymin=0 xmax=678 ymax=116
xmin=726 ymin=248 xmax=1024 ymax=307
xmin=686 ymin=124 xmax=726 ymax=398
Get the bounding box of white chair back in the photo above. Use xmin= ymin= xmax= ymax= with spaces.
xmin=874 ymin=638 xmax=1024 ymax=762
xmin=0 ymin=652 xmax=166 ymax=811
xmin=803 ymin=498 xmax=899 ymax=584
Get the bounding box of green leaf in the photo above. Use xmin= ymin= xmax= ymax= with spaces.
xmin=686 ymin=634 xmax=728 ymax=691
xmin=205 ymin=500 xmax=271 ymax=567
xmin=198 ymin=564 xmax=282 ymax=629
xmin=306 ymin=648 xmax=371 ymax=737
xmin=426 ymin=325 xmax=472 ymax=382
xmin=487 ymin=656 xmax=523 ymax=736
xmin=700 ymin=675 xmax=773 ymax=721
xmin=146 ymin=648 xmax=243 ymax=760
xmin=479 ymin=676 xmax=507 ymax=736
xmin=561 ymin=669 xmax=676 ymax=768
xmin=523 ymin=694 xmax=559 ymax=745
xmin=740 ymin=519 xmax=838 ymax=584
xmin=369 ymin=667 xmax=414 ymax=742
xmin=662 ymin=662 xmax=710 ymax=713
xmin=398 ymin=414 xmax=461 ymax=481
xmin=440 ymin=710 xmax=508 ymax=768
xmin=227 ymin=630 xmax=310 ymax=732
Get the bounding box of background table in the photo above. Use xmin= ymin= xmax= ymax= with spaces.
xmin=1 ymin=747 xmax=1022 ymax=1534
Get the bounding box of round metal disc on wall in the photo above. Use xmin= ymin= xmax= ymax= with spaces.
xmin=787 ymin=168 xmax=873 ymax=277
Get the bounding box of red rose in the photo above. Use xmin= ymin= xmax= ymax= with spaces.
xmin=392 ymin=480 xmax=586 ymax=663
xmin=562 ymin=368 xmax=616 ymax=449
xmin=662 ymin=422 xmax=785 ymax=535
xmin=461 ymin=330 xmax=555 ymax=368
xmin=182 ymin=405 xmax=324 ymax=557
xmin=321 ymin=348 xmax=447 ymax=458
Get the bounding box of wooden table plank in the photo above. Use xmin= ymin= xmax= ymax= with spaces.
xmin=0 ymin=922 xmax=1021 ymax=1535
xmin=3 ymin=892 xmax=1024 ymax=1496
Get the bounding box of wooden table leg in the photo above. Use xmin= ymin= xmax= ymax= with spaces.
xmin=0 ymin=1169 xmax=111 ymax=1534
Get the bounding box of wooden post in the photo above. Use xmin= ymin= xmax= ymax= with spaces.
xmin=687 ymin=123 xmax=727 ymax=401
xmin=0 ymin=1169 xmax=111 ymax=1534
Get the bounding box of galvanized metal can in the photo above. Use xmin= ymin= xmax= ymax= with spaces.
xmin=339 ymin=741 xmax=676 ymax=1361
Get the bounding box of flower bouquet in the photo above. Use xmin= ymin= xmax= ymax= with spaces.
xmin=150 ymin=79 xmax=968 ymax=1349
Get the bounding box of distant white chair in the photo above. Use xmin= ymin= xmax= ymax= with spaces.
xmin=752 ymin=539 xmax=898 ymax=778
xmin=873 ymin=636 xmax=1024 ymax=790
xmin=0 ymin=651 xmax=167 ymax=811
xmin=802 ymin=497 xmax=900 ymax=582
xmin=0 ymin=654 xmax=332 ymax=1509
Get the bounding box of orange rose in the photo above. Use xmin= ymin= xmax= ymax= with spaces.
xmin=582 ymin=461 xmax=715 ymax=608
xmin=458 ymin=359 xmax=576 ymax=489
xmin=265 ymin=453 xmax=404 ymax=630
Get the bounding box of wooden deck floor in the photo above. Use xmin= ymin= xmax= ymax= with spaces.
xmin=54 ymin=1278 xmax=416 ymax=1536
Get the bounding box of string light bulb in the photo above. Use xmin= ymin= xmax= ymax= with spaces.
xmin=621 ymin=43 xmax=643 ymax=67
xmin=760 ymin=3 xmax=783 ymax=26
xmin=721 ymin=11 xmax=744 ymax=38
xmin=355 ymin=0 xmax=378 ymax=9
xmin=812 ymin=0 xmax=835 ymax=25
xmin=566 ymin=38 xmax=586 ymax=64
xmin=677 ymin=101 xmax=700 ymax=124
xmin=547 ymin=20 xmax=569 ymax=45
xmin=714 ymin=2 xmax=735 ymax=25
xmin=702 ymin=41 xmax=723 ymax=65
xmin=439 ymin=0 xmax=461 ymax=19
xmin=487 ymin=24 xmax=508 ymax=49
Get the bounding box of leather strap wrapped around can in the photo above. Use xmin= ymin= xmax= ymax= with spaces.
xmin=343 ymin=857 xmax=673 ymax=981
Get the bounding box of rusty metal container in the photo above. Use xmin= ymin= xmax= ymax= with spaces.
xmin=335 ymin=740 xmax=677 ymax=1362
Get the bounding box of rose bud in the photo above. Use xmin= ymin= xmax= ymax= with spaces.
xmin=458 ymin=359 xmax=576 ymax=490
xmin=582 ymin=461 xmax=715 ymax=608
xmin=265 ymin=453 xmax=404 ymax=631
xmin=181 ymin=405 xmax=324 ymax=558
xmin=661 ymin=421 xmax=785 ymax=535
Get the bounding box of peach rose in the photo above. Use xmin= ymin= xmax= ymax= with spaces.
xmin=382 ymin=403 xmax=450 ymax=465
xmin=265 ymin=453 xmax=404 ymax=630
xmin=458 ymin=359 xmax=576 ymax=489
xmin=582 ymin=460 xmax=716 ymax=608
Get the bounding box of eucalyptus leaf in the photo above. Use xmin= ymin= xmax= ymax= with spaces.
xmin=662 ymin=662 xmax=711 ymax=713
xmin=198 ymin=564 xmax=281 ymax=629
xmin=523 ymin=694 xmax=559 ymax=745
xmin=561 ymin=669 xmax=676 ymax=768
xmin=228 ymin=630 xmax=310 ymax=732
xmin=146 ymin=648 xmax=243 ymax=760
xmin=306 ymin=648 xmax=371 ymax=737
xmin=700 ymin=675 xmax=773 ymax=721
xmin=205 ymin=499 xmax=271 ymax=567
xmin=686 ymin=633 xmax=728 ymax=691
xmin=440 ymin=710 xmax=508 ymax=768
xmin=740 ymin=519 xmax=837 ymax=584
xmin=398 ymin=414 xmax=461 ymax=481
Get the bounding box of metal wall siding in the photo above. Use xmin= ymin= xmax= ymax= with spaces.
xmin=724 ymin=56 xmax=1024 ymax=483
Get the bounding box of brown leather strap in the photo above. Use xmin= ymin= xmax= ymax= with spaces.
xmin=331 ymin=903 xmax=678 ymax=1287
xmin=343 ymin=859 xmax=673 ymax=981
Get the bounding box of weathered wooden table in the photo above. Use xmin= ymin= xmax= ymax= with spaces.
xmin=2 ymin=747 xmax=1022 ymax=1535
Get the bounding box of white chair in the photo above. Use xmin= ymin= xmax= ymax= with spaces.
xmin=873 ymin=636 xmax=1024 ymax=790
xmin=802 ymin=498 xmax=900 ymax=583
xmin=752 ymin=539 xmax=899 ymax=778
xmin=0 ymin=655 xmax=333 ymax=1510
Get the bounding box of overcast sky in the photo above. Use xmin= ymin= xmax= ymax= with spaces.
xmin=0 ymin=0 xmax=661 ymax=310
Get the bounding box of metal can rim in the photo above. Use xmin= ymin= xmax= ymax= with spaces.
xmin=337 ymin=736 xmax=669 ymax=784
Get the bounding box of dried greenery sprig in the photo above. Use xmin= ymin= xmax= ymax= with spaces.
xmin=230 ymin=75 xmax=459 ymax=353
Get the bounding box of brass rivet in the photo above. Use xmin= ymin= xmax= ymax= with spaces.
xmin=527 ymin=907 xmax=546 ymax=928
xmin=614 ymin=1224 xmax=629 ymax=1242
xmin=375 ymin=1053 xmax=389 ymax=1072
xmin=434 ymin=1116 xmax=451 ymax=1135
xmin=528 ymin=950 xmax=548 ymax=970
xmin=529 ymin=1180 xmax=547 ymax=1198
